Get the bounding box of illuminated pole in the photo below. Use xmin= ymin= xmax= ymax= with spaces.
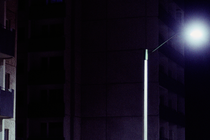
xmin=143 ymin=34 xmax=178 ymax=140
xmin=143 ymin=49 xmax=148 ymax=140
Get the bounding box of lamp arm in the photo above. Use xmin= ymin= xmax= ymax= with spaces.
xmin=151 ymin=33 xmax=178 ymax=53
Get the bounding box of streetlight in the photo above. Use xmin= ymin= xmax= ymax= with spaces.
xmin=143 ymin=24 xmax=208 ymax=140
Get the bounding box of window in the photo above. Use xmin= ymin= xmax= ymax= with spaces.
xmin=41 ymin=123 xmax=48 ymax=137
xmin=6 ymin=19 xmax=11 ymax=30
xmin=17 ymin=59 xmax=25 ymax=75
xmin=17 ymin=124 xmax=24 ymax=138
xmin=49 ymin=56 xmax=64 ymax=71
xmin=160 ymin=95 xmax=164 ymax=105
xmin=41 ymin=57 xmax=48 ymax=71
xmin=40 ymin=89 xmax=63 ymax=104
xmin=18 ymin=0 xmax=26 ymax=10
xmin=49 ymin=89 xmax=63 ymax=104
xmin=40 ymin=122 xmax=63 ymax=138
xmin=18 ymin=27 xmax=25 ymax=41
xmin=4 ymin=129 xmax=9 ymax=140
xmin=49 ymin=24 xmax=64 ymax=37
xmin=168 ymin=70 xmax=172 ymax=78
xmin=41 ymin=25 xmax=48 ymax=37
xmin=40 ymin=90 xmax=48 ymax=104
xmin=5 ymin=73 xmax=10 ymax=90
xmin=168 ymin=99 xmax=172 ymax=108
xmin=159 ymin=127 xmax=165 ymax=139
xmin=41 ymin=56 xmax=64 ymax=72
xmin=176 ymin=9 xmax=182 ymax=23
xmin=169 ymin=130 xmax=174 ymax=140
xmin=46 ymin=0 xmax=63 ymax=5
xmin=49 ymin=122 xmax=63 ymax=137
xmin=159 ymin=64 xmax=164 ymax=73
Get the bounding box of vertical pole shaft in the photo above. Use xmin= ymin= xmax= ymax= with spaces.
xmin=143 ymin=49 xmax=148 ymax=140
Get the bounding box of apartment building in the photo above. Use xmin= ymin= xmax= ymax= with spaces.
xmin=17 ymin=0 xmax=185 ymax=140
xmin=0 ymin=0 xmax=17 ymax=140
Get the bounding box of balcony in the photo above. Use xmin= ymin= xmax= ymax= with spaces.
xmin=159 ymin=4 xmax=182 ymax=33
xmin=159 ymin=104 xmax=185 ymax=127
xmin=159 ymin=35 xmax=185 ymax=68
xmin=0 ymin=26 xmax=15 ymax=58
xmin=159 ymin=71 xmax=185 ymax=97
xmin=29 ymin=3 xmax=65 ymax=19
xmin=28 ymin=102 xmax=65 ymax=118
xmin=28 ymin=37 xmax=65 ymax=52
xmin=28 ymin=70 xmax=65 ymax=85
xmin=0 ymin=87 xmax=14 ymax=118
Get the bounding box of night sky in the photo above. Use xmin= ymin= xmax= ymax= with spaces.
xmin=185 ymin=0 xmax=210 ymax=139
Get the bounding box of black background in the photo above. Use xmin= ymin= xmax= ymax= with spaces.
xmin=185 ymin=0 xmax=210 ymax=139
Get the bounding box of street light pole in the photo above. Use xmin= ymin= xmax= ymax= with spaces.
xmin=143 ymin=49 xmax=148 ymax=140
xmin=143 ymin=22 xmax=206 ymax=140
xmin=143 ymin=34 xmax=178 ymax=140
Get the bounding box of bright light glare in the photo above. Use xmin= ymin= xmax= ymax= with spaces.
xmin=185 ymin=21 xmax=209 ymax=48
xmin=190 ymin=30 xmax=203 ymax=39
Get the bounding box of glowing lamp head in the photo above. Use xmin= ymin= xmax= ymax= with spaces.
xmin=184 ymin=20 xmax=209 ymax=48
xmin=190 ymin=30 xmax=203 ymax=39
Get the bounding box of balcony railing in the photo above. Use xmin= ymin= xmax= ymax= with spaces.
xmin=159 ymin=71 xmax=185 ymax=97
xmin=0 ymin=26 xmax=15 ymax=58
xmin=159 ymin=35 xmax=185 ymax=68
xmin=0 ymin=87 xmax=14 ymax=118
xmin=159 ymin=104 xmax=185 ymax=127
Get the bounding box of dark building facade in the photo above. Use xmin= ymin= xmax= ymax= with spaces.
xmin=17 ymin=0 xmax=185 ymax=140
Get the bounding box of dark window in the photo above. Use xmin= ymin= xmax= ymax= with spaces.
xmin=17 ymin=123 xmax=24 ymax=137
xmin=18 ymin=27 xmax=25 ymax=41
xmin=176 ymin=9 xmax=182 ymax=23
xmin=18 ymin=0 xmax=26 ymax=10
xmin=49 ymin=56 xmax=64 ymax=71
xmin=31 ymin=0 xmax=45 ymax=6
xmin=169 ymin=130 xmax=173 ymax=140
xmin=17 ymin=59 xmax=25 ymax=75
xmin=159 ymin=64 xmax=164 ymax=73
xmin=49 ymin=122 xmax=63 ymax=137
xmin=46 ymin=0 xmax=63 ymax=5
xmin=5 ymin=73 xmax=10 ymax=90
xmin=17 ymin=90 xmax=26 ymax=106
xmin=49 ymin=89 xmax=63 ymax=104
xmin=159 ymin=127 xmax=164 ymax=139
xmin=4 ymin=129 xmax=9 ymax=140
xmin=168 ymin=99 xmax=172 ymax=108
xmin=160 ymin=95 xmax=164 ymax=105
xmin=168 ymin=70 xmax=172 ymax=77
xmin=41 ymin=25 xmax=48 ymax=37
xmin=40 ymin=90 xmax=48 ymax=104
xmin=6 ymin=19 xmax=11 ymax=30
xmin=49 ymin=24 xmax=64 ymax=37
xmin=41 ymin=123 xmax=48 ymax=137
xmin=41 ymin=57 xmax=48 ymax=71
